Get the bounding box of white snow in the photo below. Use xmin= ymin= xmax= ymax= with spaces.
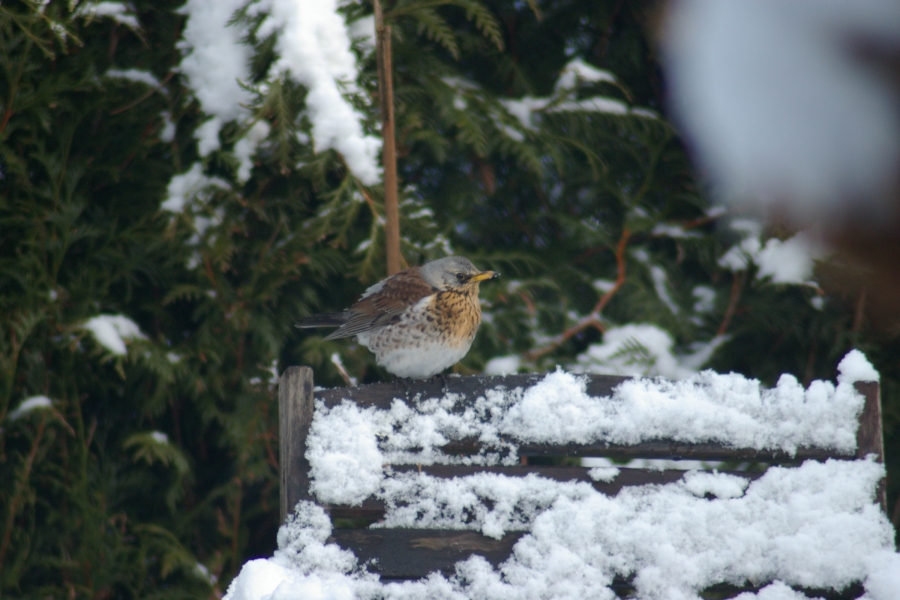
xmin=8 ymin=396 xmax=53 ymax=420
xmin=249 ymin=0 xmax=381 ymax=185
xmin=150 ymin=431 xmax=169 ymax=445
xmin=347 ymin=15 xmax=375 ymax=52
xmin=305 ymin=352 xmax=869 ymax=507
xmin=161 ymin=163 xmax=229 ymax=212
xmin=653 ymin=223 xmax=701 ymax=239
xmin=83 ymin=315 xmax=147 ymax=356
xmin=484 ymin=355 xmax=521 ymax=376
xmin=306 ymin=402 xmax=385 ymax=505
xmin=587 ymin=466 xmax=620 ymax=482
xmin=501 ymin=96 xmax=547 ymax=130
xmin=233 ymin=121 xmax=271 ymax=182
xmin=554 ymin=58 xmax=617 ymax=90
xmin=177 ymin=0 xmax=253 ymax=156
xmin=718 ymin=220 xmax=826 ymax=285
xmin=575 ymin=323 xmax=725 ymax=379
xmin=502 ymin=58 xmax=653 ymax=129
xmin=77 ymin=2 xmax=139 ymax=28
xmin=837 ymin=349 xmax=880 ymax=384
xmin=649 ymin=265 xmax=680 ymax=314
xmin=692 ymin=285 xmax=716 ymax=313
xmin=376 ymin=471 xmax=599 ymax=539
xmin=225 ymin=350 xmax=897 ymax=599
xmin=550 ymin=97 xmax=629 ymax=115
xmin=159 ymin=111 xmax=176 ymax=143
xmin=105 ymin=68 xmax=160 ymax=87
xmin=663 ymin=0 xmax=900 ymax=226
xmin=755 ymin=233 xmax=825 ymax=284
xmin=194 ymin=562 xmax=217 ymax=585
xmin=592 ymin=278 xmax=616 ymax=293
xmin=718 ymin=219 xmax=764 ymax=271
xmin=228 ymin=457 xmax=895 ymax=600
xmin=864 ymin=552 xmax=900 ymax=600
xmin=584 ymin=456 xmax=723 ymax=473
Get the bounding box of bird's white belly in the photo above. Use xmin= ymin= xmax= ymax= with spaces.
xmin=356 ymin=297 xmax=475 ymax=379
xmin=368 ymin=340 xmax=472 ymax=379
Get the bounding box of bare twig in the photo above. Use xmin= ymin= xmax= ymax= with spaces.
xmin=526 ymin=228 xmax=631 ymax=361
xmin=330 ymin=352 xmax=357 ymax=387
xmin=717 ymin=271 xmax=745 ymax=337
xmin=110 ymin=71 xmax=175 ymax=115
xmin=374 ymin=0 xmax=401 ymax=276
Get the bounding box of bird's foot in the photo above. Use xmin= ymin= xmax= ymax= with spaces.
xmin=430 ymin=372 xmax=449 ymax=394
xmin=393 ymin=376 xmax=413 ymax=399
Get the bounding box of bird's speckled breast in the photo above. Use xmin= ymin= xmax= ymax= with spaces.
xmin=434 ymin=288 xmax=482 ymax=346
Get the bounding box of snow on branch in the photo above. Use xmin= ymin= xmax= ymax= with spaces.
xmin=249 ymin=0 xmax=381 ymax=185
xmin=82 ymin=315 xmax=147 ymax=356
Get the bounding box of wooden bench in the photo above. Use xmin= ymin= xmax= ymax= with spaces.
xmin=278 ymin=367 xmax=886 ymax=599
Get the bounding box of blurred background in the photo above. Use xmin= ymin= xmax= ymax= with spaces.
xmin=1 ymin=0 xmax=897 ymax=596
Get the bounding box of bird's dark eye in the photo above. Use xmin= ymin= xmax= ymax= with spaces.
xmin=455 ymin=273 xmax=466 ymax=281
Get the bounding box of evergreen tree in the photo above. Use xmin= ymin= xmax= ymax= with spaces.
xmin=1 ymin=0 xmax=896 ymax=597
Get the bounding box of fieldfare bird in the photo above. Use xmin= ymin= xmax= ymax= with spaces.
xmin=296 ymin=256 xmax=498 ymax=379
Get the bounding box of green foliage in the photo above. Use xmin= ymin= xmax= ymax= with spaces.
xmin=1 ymin=0 xmax=897 ymax=597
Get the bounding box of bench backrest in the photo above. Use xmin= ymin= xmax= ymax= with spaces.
xmin=278 ymin=367 xmax=885 ymax=594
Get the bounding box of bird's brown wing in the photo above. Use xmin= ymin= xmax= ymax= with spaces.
xmin=323 ymin=267 xmax=436 ymax=340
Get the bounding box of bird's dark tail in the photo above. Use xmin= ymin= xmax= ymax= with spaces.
xmin=295 ymin=312 xmax=348 ymax=329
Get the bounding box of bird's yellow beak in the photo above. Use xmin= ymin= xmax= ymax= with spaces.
xmin=469 ymin=270 xmax=499 ymax=283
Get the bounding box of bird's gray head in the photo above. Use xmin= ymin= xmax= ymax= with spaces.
xmin=419 ymin=256 xmax=499 ymax=290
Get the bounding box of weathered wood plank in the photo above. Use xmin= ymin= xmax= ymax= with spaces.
xmin=329 ymin=529 xmax=523 ymax=578
xmin=329 ymin=529 xmax=864 ymax=598
xmin=439 ymin=438 xmax=851 ymax=463
xmin=279 ymin=366 xmax=315 ymax=524
xmin=854 ymin=381 xmax=885 ymax=511
xmin=326 ymin=466 xmax=766 ymax=519
xmin=313 ymin=373 xmax=630 ymax=408
xmin=314 ymin=373 xmax=858 ymax=464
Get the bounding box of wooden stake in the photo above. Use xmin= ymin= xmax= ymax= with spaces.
xmin=279 ymin=366 xmax=314 ymax=523
xmin=854 ymin=380 xmax=886 ymax=512
xmin=374 ymin=0 xmax=401 ymax=276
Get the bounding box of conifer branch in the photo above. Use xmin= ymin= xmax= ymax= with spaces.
xmin=0 ymin=412 xmax=48 ymax=569
xmin=110 ymin=71 xmax=175 ymax=115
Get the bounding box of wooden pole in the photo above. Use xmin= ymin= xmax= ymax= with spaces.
xmin=279 ymin=366 xmax=314 ymax=523
xmin=374 ymin=0 xmax=402 ymax=276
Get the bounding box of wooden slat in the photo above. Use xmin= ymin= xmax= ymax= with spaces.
xmin=329 ymin=529 xmax=864 ymax=598
xmin=314 ymin=373 xmax=630 ymax=408
xmin=439 ymin=438 xmax=851 ymax=463
xmin=279 ymin=366 xmax=315 ymax=523
xmin=315 ymin=372 xmax=857 ymax=464
xmin=329 ymin=528 xmax=523 ymax=579
xmin=326 ymin=466 xmax=765 ymax=519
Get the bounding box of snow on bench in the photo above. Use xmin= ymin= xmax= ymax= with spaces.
xmin=226 ymin=350 xmax=898 ymax=600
